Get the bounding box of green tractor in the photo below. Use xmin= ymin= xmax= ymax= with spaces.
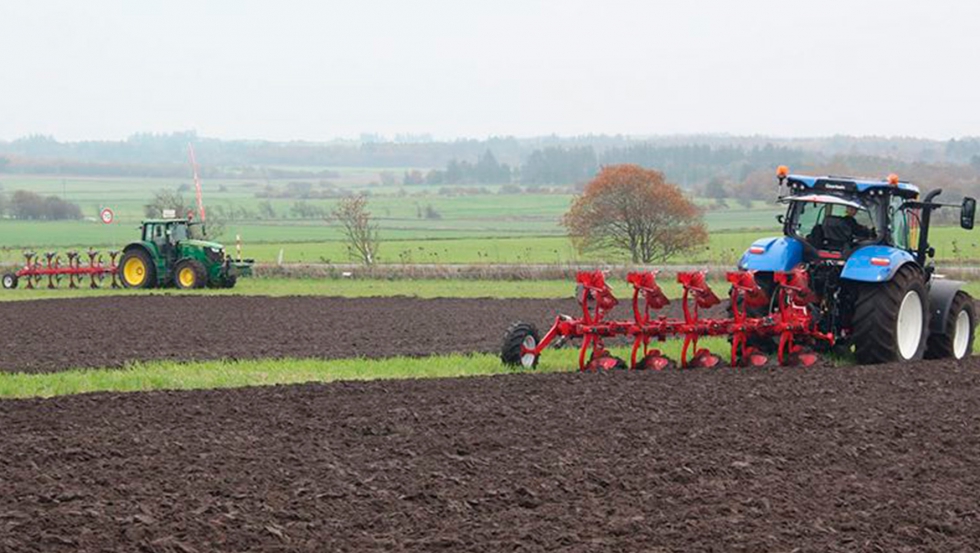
xmin=118 ymin=218 xmax=253 ymax=289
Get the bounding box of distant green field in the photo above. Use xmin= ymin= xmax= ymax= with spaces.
xmin=3 ymin=224 xmax=978 ymax=267
xmin=2 ymin=173 xmax=978 ymax=267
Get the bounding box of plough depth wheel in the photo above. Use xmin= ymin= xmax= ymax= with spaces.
xmin=501 ymin=322 xmax=541 ymax=369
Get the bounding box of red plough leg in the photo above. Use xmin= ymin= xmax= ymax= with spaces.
xmin=677 ymin=271 xmax=723 ymax=368
xmin=726 ymin=271 xmax=771 ymax=367
xmin=627 ymin=271 xmax=674 ymax=370
xmin=772 ymin=268 xmax=834 ymax=366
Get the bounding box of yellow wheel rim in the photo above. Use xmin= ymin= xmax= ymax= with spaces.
xmin=178 ymin=267 xmax=196 ymax=288
xmin=123 ymin=257 xmax=146 ymax=286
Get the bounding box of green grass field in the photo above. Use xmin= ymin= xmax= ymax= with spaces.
xmin=4 ymin=226 xmax=977 ymax=267
xmin=3 ymin=275 xmax=980 ymax=303
xmin=0 ymin=340 xmax=729 ymax=399
xmin=3 ymin=336 xmax=976 ymax=399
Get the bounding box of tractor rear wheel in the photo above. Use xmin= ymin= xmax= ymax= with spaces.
xmin=925 ymin=291 xmax=975 ymax=360
xmin=2 ymin=273 xmax=18 ymax=289
xmin=174 ymin=259 xmax=208 ymax=289
xmin=119 ymin=249 xmax=156 ymax=289
xmin=501 ymin=322 xmax=540 ymax=368
xmin=852 ymin=264 xmax=928 ymax=364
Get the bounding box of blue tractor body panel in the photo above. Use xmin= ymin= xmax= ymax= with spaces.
xmin=738 ymin=236 xmax=803 ymax=272
xmin=840 ymin=245 xmax=917 ymax=283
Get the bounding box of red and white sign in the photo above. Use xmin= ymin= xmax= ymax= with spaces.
xmin=100 ymin=208 xmax=114 ymax=224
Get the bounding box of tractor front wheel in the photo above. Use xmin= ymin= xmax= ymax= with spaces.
xmin=119 ymin=249 xmax=156 ymax=289
xmin=174 ymin=259 xmax=208 ymax=289
xmin=2 ymin=273 xmax=18 ymax=289
xmin=221 ymin=273 xmax=238 ymax=289
xmin=852 ymin=265 xmax=928 ymax=364
xmin=501 ymin=322 xmax=540 ymax=368
xmin=925 ymin=291 xmax=975 ymax=360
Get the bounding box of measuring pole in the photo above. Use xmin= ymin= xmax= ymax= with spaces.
xmin=188 ymin=144 xmax=206 ymax=222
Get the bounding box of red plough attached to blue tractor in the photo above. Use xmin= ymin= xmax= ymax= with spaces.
xmin=502 ymin=269 xmax=834 ymax=371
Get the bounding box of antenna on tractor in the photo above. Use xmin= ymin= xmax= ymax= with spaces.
xmin=188 ymin=144 xmax=206 ymax=225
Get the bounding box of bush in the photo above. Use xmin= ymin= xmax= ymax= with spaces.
xmin=8 ymin=190 xmax=83 ymax=220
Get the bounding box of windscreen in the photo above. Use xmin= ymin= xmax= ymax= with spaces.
xmin=789 ymin=200 xmax=877 ymax=251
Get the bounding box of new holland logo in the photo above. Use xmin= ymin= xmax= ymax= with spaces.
xmin=823 ymin=183 xmax=847 ymax=190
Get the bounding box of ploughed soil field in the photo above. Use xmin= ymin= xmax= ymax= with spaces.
xmin=0 ymin=295 xmax=584 ymax=373
xmin=3 ymin=361 xmax=980 ymax=551
xmin=0 ymin=295 xmax=725 ymax=374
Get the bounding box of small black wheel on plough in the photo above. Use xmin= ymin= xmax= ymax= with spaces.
xmin=1 ymin=273 xmax=17 ymax=290
xmin=501 ymin=322 xmax=541 ymax=369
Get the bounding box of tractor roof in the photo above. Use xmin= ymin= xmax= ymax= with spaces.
xmin=142 ymin=218 xmax=191 ymax=224
xmin=786 ymin=174 xmax=920 ymax=198
xmin=781 ymin=194 xmax=864 ymax=210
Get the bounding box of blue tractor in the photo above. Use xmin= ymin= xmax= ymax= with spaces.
xmin=739 ymin=169 xmax=977 ymax=363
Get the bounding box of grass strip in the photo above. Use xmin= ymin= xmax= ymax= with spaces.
xmin=0 ymin=340 xmax=732 ymax=399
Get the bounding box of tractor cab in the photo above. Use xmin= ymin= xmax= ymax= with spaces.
xmin=740 ymin=173 xmax=933 ymax=274
xmin=783 ymin=194 xmax=878 ymax=260
xmin=141 ymin=219 xmax=206 ymax=246
xmin=142 ymin=219 xmax=189 ymax=264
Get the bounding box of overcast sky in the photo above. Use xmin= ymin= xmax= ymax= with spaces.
xmin=1 ymin=0 xmax=978 ymax=142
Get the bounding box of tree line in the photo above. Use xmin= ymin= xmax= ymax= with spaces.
xmin=3 ymin=132 xmax=979 ymax=176
xmin=0 ymin=189 xmax=83 ymax=220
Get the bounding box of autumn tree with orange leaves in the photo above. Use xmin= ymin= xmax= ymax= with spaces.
xmin=563 ymin=165 xmax=707 ymax=263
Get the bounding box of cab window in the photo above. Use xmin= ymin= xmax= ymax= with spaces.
xmin=890 ymin=196 xmax=911 ymax=250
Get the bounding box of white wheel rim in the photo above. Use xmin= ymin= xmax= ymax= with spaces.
xmin=2 ymin=276 xmax=11 ymax=287
xmin=520 ymin=335 xmax=537 ymax=368
xmin=953 ymin=309 xmax=971 ymax=359
xmin=896 ymin=291 xmax=923 ymax=360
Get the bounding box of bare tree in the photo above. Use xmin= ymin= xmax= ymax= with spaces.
xmin=332 ymin=194 xmax=380 ymax=265
xmin=144 ymin=188 xmax=190 ymax=219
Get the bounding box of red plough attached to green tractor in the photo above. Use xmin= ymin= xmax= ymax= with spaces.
xmin=502 ymin=269 xmax=834 ymax=371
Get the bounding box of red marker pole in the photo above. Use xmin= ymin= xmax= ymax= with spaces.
xmin=188 ymin=144 xmax=206 ymax=222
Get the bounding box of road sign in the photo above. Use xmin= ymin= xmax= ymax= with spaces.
xmin=100 ymin=208 xmax=114 ymax=225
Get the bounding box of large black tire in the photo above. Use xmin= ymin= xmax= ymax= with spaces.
xmin=2 ymin=273 xmax=18 ymax=289
xmin=852 ymin=265 xmax=929 ymax=364
xmin=174 ymin=259 xmax=208 ymax=289
xmin=501 ymin=322 xmax=540 ymax=368
xmin=925 ymin=291 xmax=975 ymax=360
xmin=118 ymin=249 xmax=157 ymax=289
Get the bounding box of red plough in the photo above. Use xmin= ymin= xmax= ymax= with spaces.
xmin=2 ymin=250 xmax=120 ymax=290
xmin=503 ymin=269 xmax=834 ymax=371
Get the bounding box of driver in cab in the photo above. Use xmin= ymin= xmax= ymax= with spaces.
xmin=841 ymin=205 xmax=874 ymax=240
xmin=811 ymin=204 xmax=874 ymax=250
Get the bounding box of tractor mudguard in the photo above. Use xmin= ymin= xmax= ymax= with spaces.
xmin=840 ymin=245 xmax=917 ymax=283
xmin=122 ymin=241 xmax=154 ymax=257
xmin=927 ymin=279 xmax=966 ymax=336
xmin=738 ymin=237 xmax=803 ymax=272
